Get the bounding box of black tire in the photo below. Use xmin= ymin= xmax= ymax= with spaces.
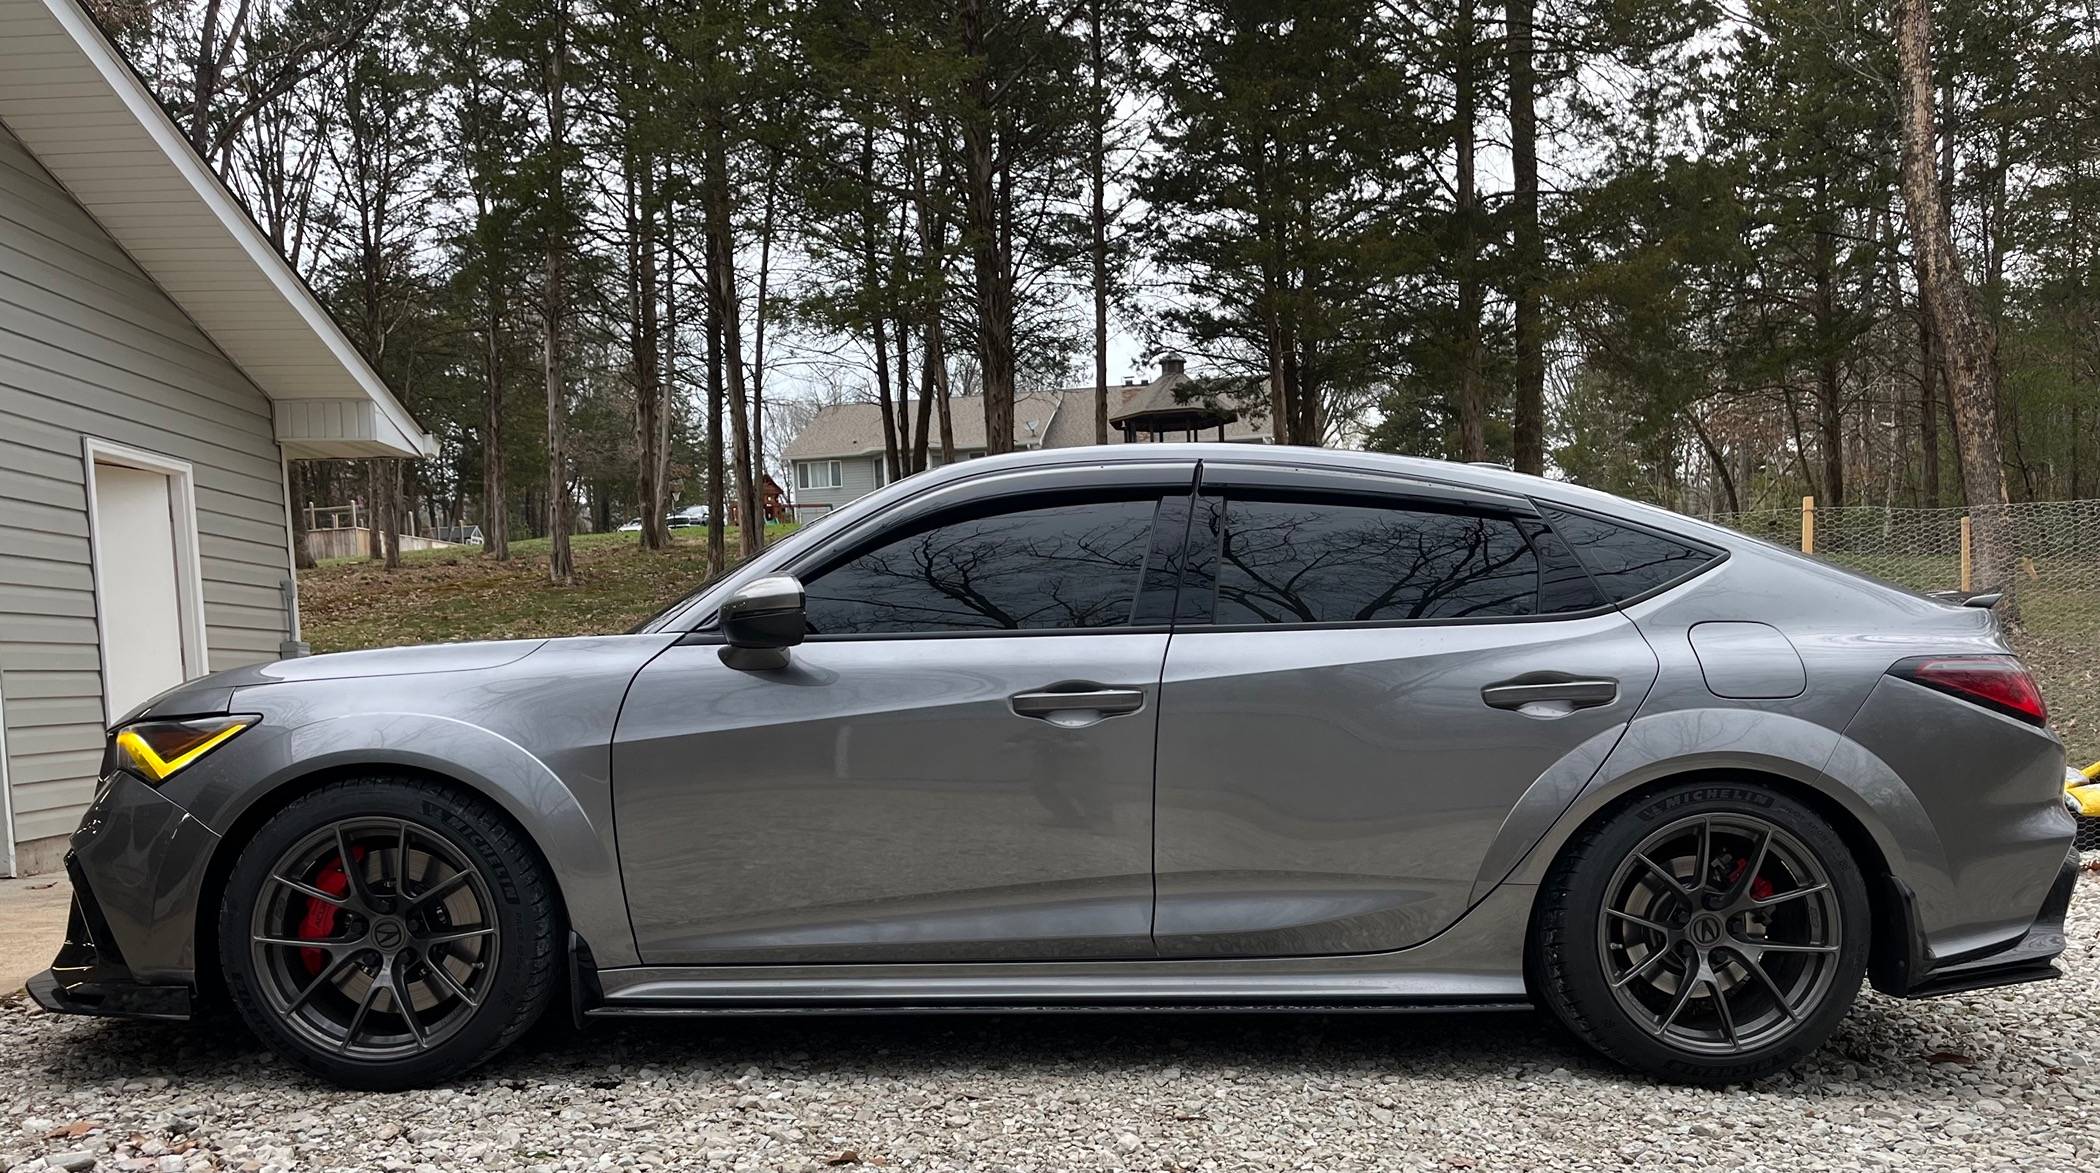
xmin=1531 ymin=779 xmax=1871 ymax=1085
xmin=217 ymin=776 xmax=559 ymax=1089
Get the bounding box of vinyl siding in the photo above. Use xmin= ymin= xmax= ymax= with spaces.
xmin=0 ymin=123 xmax=292 ymax=865
xmin=792 ymin=455 xmax=884 ymax=513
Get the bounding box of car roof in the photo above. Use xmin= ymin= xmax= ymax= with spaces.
xmin=905 ymin=443 xmax=1745 ymax=547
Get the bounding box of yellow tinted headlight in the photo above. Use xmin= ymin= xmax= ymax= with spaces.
xmin=113 ymin=716 xmax=255 ymax=783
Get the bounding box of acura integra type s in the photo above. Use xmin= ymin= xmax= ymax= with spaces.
xmin=33 ymin=445 xmax=2080 ymax=1088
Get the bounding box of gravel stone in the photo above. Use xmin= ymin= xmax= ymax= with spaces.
xmin=3 ymin=870 xmax=2096 ymax=1172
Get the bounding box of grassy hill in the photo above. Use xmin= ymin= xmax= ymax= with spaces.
xmin=300 ymin=527 xmax=792 ymax=653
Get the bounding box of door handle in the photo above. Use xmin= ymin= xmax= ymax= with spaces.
xmin=1011 ymin=688 xmax=1146 ymax=728
xmin=1481 ymin=677 xmax=1619 ymax=712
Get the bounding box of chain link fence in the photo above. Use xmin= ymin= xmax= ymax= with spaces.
xmin=1706 ymin=500 xmax=2100 ymax=789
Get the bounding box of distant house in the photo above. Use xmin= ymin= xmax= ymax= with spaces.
xmin=0 ymin=0 xmax=434 ymax=876
xmin=784 ymin=357 xmax=1270 ymax=512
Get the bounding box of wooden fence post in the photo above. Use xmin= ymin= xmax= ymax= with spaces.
xmin=1959 ymin=515 xmax=1973 ymax=591
xmin=1800 ymin=495 xmax=1815 ymax=554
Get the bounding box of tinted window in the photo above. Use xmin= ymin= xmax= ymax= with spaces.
xmin=1521 ymin=518 xmax=1607 ymax=613
xmin=802 ymin=496 xmax=1162 ymax=634
xmin=1214 ymin=496 xmax=1541 ymax=623
xmin=1538 ymin=506 xmax=1717 ymax=602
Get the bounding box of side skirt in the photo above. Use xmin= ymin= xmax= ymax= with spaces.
xmin=584 ymin=884 xmax=1540 ymax=1017
xmin=587 ymin=999 xmax=1534 ymax=1019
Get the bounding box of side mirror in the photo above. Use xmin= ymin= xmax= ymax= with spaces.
xmin=718 ymin=575 xmax=805 ymax=670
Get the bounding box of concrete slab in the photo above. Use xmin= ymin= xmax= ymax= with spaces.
xmin=0 ymin=876 xmax=71 ymax=993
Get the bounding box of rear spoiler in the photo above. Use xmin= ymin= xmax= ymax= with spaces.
xmin=1925 ymin=584 xmax=2004 ymax=609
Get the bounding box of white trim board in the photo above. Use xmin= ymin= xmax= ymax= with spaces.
xmin=0 ymin=680 xmax=15 ymax=877
xmin=81 ymin=434 xmax=211 ymax=725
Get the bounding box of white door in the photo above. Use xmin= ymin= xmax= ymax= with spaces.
xmin=90 ymin=460 xmax=193 ymax=719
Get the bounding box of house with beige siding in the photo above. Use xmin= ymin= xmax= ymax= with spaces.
xmin=0 ymin=0 xmax=433 ymax=875
xmin=784 ymin=357 xmax=1271 ymax=514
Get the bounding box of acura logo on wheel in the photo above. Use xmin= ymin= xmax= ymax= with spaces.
xmin=1689 ymin=916 xmax=1722 ymax=946
xmin=372 ymin=921 xmax=405 ymax=950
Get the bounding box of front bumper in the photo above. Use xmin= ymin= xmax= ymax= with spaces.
xmin=28 ymin=771 xmax=219 ymax=1020
xmin=27 ymin=861 xmax=192 ymax=1020
xmin=1876 ymin=847 xmax=2081 ymax=999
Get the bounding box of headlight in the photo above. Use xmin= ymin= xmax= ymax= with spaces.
xmin=111 ymin=715 xmax=257 ymax=784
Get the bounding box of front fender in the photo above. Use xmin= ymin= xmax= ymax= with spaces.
xmin=167 ymin=709 xmax=638 ymax=969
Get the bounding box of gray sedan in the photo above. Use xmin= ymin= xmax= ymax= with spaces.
xmin=32 ymin=445 xmax=2078 ymax=1088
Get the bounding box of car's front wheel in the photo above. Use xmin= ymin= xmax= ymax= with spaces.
xmin=217 ymin=776 xmax=558 ymax=1088
xmin=1532 ymin=780 xmax=1871 ymax=1084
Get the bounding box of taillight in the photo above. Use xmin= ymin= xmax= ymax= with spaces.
xmin=1889 ymin=655 xmax=2048 ymax=727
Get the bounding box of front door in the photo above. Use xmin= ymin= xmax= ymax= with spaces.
xmin=613 ymin=474 xmax=1194 ymax=964
xmin=1151 ymin=472 xmax=1660 ymax=957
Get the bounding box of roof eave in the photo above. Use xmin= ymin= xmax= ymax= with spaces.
xmin=14 ymin=0 xmax=437 ymax=460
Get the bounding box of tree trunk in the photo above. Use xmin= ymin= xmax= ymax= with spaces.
xmin=287 ymin=460 xmax=316 ymax=571
xmin=1454 ymin=0 xmax=1485 ymax=463
xmin=749 ymin=155 xmax=778 ymax=550
xmin=703 ymin=124 xmax=760 ymax=561
xmin=1507 ymin=0 xmax=1545 ymax=475
xmin=1089 ymin=0 xmax=1110 ymax=447
xmin=895 ymin=313 xmax=914 ymax=472
xmin=912 ymin=328 xmax=936 ymax=471
xmin=1815 ymin=223 xmax=1844 ymax=504
xmin=873 ymin=312 xmax=898 ymax=479
xmin=1895 ymin=0 xmax=2011 ymax=594
xmin=705 ymin=271 xmax=727 ymax=576
xmin=961 ymin=0 xmax=1016 ymax=454
xmin=934 ymin=330 xmax=956 ymax=462
xmin=634 ymin=147 xmax=669 ymax=551
xmin=1914 ymin=268 xmax=1941 ymax=507
xmin=481 ymin=256 xmax=510 ymax=559
xmin=543 ymin=0 xmax=573 ymax=586
xmin=381 ymin=459 xmax=402 ymax=570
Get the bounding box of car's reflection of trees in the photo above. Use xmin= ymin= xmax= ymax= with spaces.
xmin=1218 ymin=506 xmax=1538 ymax=622
xmin=805 ymin=504 xmax=1154 ymax=633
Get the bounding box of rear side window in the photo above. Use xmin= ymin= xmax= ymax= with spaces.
xmin=1212 ymin=496 xmax=1545 ymax=623
xmin=1537 ymin=506 xmax=1718 ymax=602
xmin=802 ymin=494 xmax=1163 ymax=634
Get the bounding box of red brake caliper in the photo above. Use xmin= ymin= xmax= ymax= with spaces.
xmin=297 ymin=847 xmax=364 ymax=974
xmin=1726 ymin=857 xmax=1775 ymax=903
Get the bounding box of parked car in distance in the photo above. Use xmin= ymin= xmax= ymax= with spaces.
xmin=616 ymin=517 xmax=643 ymax=533
xmin=33 ymin=445 xmax=2078 ymax=1090
xmin=668 ymin=506 xmax=709 ymax=528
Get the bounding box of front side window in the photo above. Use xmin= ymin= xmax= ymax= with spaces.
xmin=802 ymin=494 xmax=1164 ymax=635
xmin=1209 ymin=495 xmax=1554 ymax=624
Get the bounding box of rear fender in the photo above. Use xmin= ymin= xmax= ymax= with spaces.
xmin=1493 ymin=706 xmax=1937 ymax=904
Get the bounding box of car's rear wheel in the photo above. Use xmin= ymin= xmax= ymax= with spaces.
xmin=1532 ymin=780 xmax=1871 ymax=1084
xmin=217 ymin=776 xmax=558 ymax=1088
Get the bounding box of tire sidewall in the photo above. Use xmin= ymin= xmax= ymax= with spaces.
xmin=1541 ymin=781 xmax=1872 ymax=1083
xmin=217 ymin=778 xmax=554 ymax=1089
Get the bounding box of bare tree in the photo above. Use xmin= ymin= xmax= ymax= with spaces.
xmin=542 ymin=0 xmax=575 ymax=585
xmin=1894 ymin=0 xmax=2012 ymax=591
xmin=1508 ymin=0 xmax=1544 ymax=475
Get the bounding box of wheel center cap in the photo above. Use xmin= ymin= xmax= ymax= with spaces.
xmin=370 ymin=918 xmax=408 ymax=951
xmin=1687 ymin=913 xmax=1725 ymax=948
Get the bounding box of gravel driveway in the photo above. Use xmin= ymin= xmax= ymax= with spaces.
xmin=6 ymin=870 xmax=2097 ymax=1173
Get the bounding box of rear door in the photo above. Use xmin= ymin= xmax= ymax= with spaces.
xmin=1150 ymin=466 xmax=1660 ymax=957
